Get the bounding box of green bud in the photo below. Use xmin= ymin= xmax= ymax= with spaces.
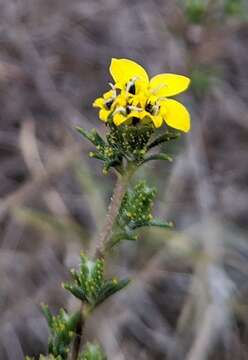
xmin=64 ymin=255 xmax=129 ymax=308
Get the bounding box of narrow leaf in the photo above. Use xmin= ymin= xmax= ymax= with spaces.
xmin=141 ymin=153 xmax=173 ymax=164
xmin=147 ymin=131 xmax=180 ymax=149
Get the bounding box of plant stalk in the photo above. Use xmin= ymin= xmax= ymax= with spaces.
xmin=71 ymin=163 xmax=135 ymax=359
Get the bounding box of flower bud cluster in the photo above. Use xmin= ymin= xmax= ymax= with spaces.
xmin=63 ymin=254 xmax=129 ymax=308
xmin=79 ymin=343 xmax=107 ymax=360
xmin=41 ymin=306 xmax=80 ymax=359
xmin=108 ymin=181 xmax=173 ymax=246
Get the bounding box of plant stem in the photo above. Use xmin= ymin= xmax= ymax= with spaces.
xmin=93 ymin=166 xmax=135 ymax=258
xmin=70 ymin=310 xmax=85 ymax=360
xmin=71 ymin=163 xmax=136 ymax=359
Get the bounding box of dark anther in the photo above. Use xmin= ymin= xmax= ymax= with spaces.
xmin=128 ymin=84 xmax=136 ymax=94
xmin=126 ymin=106 xmax=131 ymax=115
xmin=145 ymin=103 xmax=153 ymax=113
xmin=132 ymin=117 xmax=139 ymax=125
xmin=105 ymin=99 xmax=114 ymax=109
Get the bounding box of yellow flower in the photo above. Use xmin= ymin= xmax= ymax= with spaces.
xmin=109 ymin=58 xmax=191 ymax=132
xmin=93 ymin=89 xmax=116 ymax=122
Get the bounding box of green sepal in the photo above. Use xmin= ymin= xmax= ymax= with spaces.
xmin=129 ymin=218 xmax=173 ymax=230
xmin=79 ymin=342 xmax=107 ymax=360
xmin=147 ymin=131 xmax=180 ymax=149
xmin=76 ymin=127 xmax=105 ymax=147
xmin=141 ymin=153 xmax=173 ymax=165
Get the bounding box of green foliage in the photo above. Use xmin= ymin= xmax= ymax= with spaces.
xmin=111 ymin=181 xmax=173 ymax=245
xmin=185 ymin=0 xmax=207 ymax=24
xmin=224 ymin=0 xmax=245 ymax=16
xmin=64 ymin=254 xmax=129 ymax=308
xmin=119 ymin=181 xmax=157 ymax=227
xmin=183 ymin=0 xmax=247 ymax=24
xmin=147 ymin=131 xmax=180 ymax=150
xmin=77 ymin=124 xmax=153 ymax=173
xmin=77 ymin=125 xmax=178 ymax=173
xmin=107 ymin=123 xmax=154 ymax=162
xmin=79 ymin=343 xmax=107 ymax=360
xmin=42 ymin=305 xmax=80 ymax=359
xmin=26 ymin=356 xmax=62 ymax=360
xmin=30 ymin=99 xmax=178 ymax=360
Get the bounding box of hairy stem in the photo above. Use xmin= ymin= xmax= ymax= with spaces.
xmin=93 ymin=167 xmax=135 ymax=258
xmin=71 ymin=163 xmax=135 ymax=359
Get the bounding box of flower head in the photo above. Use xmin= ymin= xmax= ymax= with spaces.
xmin=93 ymin=58 xmax=191 ymax=132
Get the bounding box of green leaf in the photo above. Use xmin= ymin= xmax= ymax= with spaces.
xmin=64 ymin=255 xmax=130 ymax=309
xmin=76 ymin=127 xmax=105 ymax=147
xmin=26 ymin=356 xmax=63 ymax=360
xmin=108 ymin=230 xmax=138 ymax=248
xmin=149 ymin=218 xmax=174 ymax=228
xmin=141 ymin=153 xmax=173 ymax=164
xmin=115 ymin=180 xmax=173 ymax=245
xmin=89 ymin=152 xmax=107 ymax=161
xmin=79 ymin=342 xmax=107 ymax=360
xmin=41 ymin=304 xmax=53 ymax=327
xmin=147 ymin=131 xmax=180 ymax=149
xmin=41 ymin=306 xmax=80 ymax=359
xmin=94 ymin=278 xmax=130 ymax=307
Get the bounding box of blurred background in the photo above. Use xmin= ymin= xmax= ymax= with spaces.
xmin=1 ymin=0 xmax=248 ymax=359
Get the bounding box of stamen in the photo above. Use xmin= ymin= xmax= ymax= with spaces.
xmin=145 ymin=103 xmax=153 ymax=113
xmin=128 ymin=105 xmax=142 ymax=112
xmin=128 ymin=84 xmax=135 ymax=95
xmin=108 ymin=82 xmax=115 ymax=90
xmin=105 ymin=99 xmax=114 ymax=109
xmin=113 ymin=106 xmax=126 ymax=115
xmin=126 ymin=77 xmax=139 ymax=95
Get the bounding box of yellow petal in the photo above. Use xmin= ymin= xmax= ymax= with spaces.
xmin=110 ymin=58 xmax=149 ymax=88
xmin=103 ymin=90 xmax=115 ymax=100
xmin=113 ymin=113 xmax=127 ymax=126
xmin=93 ymin=97 xmax=104 ymax=108
xmin=150 ymin=74 xmax=190 ymax=97
xmin=161 ymin=99 xmax=190 ymax=132
xmin=126 ymin=110 xmax=144 ymax=120
xmin=115 ymin=94 xmax=127 ymax=107
xmin=152 ymin=114 xmax=163 ymax=128
xmin=99 ymin=109 xmax=110 ymax=122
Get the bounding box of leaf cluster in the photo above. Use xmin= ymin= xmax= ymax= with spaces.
xmin=41 ymin=305 xmax=80 ymax=359
xmin=77 ymin=125 xmax=179 ymax=173
xmin=26 ymin=356 xmax=62 ymax=360
xmin=109 ymin=180 xmax=173 ymax=245
xmin=79 ymin=343 xmax=107 ymax=360
xmin=63 ymin=254 xmax=129 ymax=308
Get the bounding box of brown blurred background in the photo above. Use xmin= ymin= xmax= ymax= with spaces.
xmin=1 ymin=0 xmax=248 ymax=359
